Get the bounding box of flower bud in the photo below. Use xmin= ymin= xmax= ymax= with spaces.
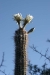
xmin=14 ymin=13 xmax=22 ymax=21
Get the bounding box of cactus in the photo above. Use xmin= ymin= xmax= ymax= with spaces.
xmin=14 ymin=13 xmax=35 ymax=75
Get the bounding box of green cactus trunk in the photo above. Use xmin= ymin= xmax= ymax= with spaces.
xmin=14 ymin=28 xmax=28 ymax=75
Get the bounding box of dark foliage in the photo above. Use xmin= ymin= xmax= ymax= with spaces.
xmin=28 ymin=61 xmax=50 ymax=75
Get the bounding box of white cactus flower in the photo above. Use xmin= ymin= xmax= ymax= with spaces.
xmin=25 ymin=14 xmax=33 ymax=23
xmin=14 ymin=13 xmax=22 ymax=21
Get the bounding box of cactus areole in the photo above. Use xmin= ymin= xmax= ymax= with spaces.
xmin=14 ymin=13 xmax=35 ymax=75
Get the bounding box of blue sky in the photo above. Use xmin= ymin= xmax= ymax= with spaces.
xmin=0 ymin=0 xmax=50 ymax=75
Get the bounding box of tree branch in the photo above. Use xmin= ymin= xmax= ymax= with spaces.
xmin=0 ymin=52 xmax=4 ymax=68
xmin=29 ymin=45 xmax=50 ymax=62
xmin=0 ymin=70 xmax=7 ymax=75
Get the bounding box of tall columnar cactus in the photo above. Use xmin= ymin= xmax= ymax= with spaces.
xmin=14 ymin=13 xmax=35 ymax=75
